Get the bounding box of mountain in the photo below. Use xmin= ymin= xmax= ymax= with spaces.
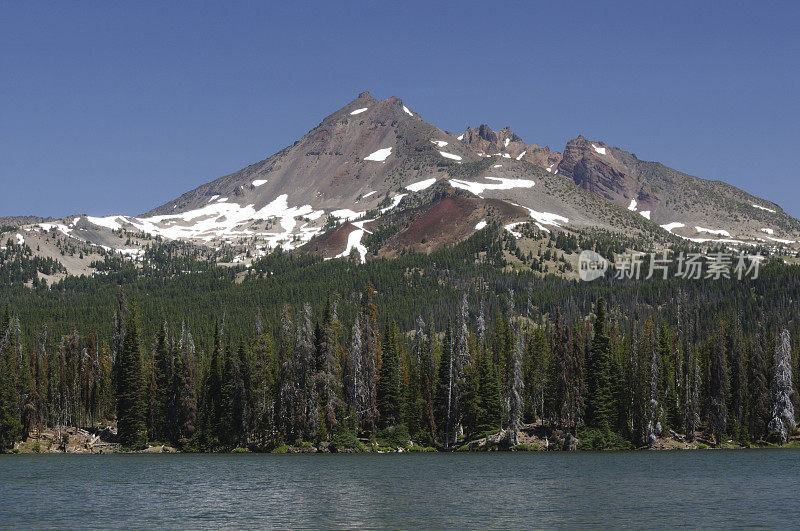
xmin=554 ymin=135 xmax=800 ymax=244
xmin=6 ymin=91 xmax=800 ymax=279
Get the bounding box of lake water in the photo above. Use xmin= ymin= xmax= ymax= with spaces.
xmin=2 ymin=450 xmax=799 ymax=528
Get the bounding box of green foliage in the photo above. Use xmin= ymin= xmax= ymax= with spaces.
xmin=330 ymin=423 xmax=364 ymax=452
xmin=577 ymin=427 xmax=634 ymax=451
xmin=376 ymin=424 xmax=411 ymax=448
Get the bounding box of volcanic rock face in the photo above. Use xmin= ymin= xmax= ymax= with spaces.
xmin=458 ymin=125 xmax=562 ymax=170
xmin=558 ymin=135 xmax=635 ymax=203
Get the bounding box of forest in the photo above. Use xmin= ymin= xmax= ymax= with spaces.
xmin=1 ymin=227 xmax=799 ymax=452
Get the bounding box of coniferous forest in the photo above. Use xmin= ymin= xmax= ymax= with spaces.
xmin=1 ymin=227 xmax=799 ymax=453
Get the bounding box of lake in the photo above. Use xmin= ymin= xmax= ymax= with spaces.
xmin=2 ymin=450 xmax=799 ymax=528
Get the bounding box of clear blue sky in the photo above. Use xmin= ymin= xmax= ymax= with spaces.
xmin=2 ymin=1 xmax=798 ymax=218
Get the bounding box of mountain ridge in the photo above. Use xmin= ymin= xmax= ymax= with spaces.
xmin=6 ymin=91 xmax=800 ymax=280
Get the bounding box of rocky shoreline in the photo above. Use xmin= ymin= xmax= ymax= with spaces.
xmin=8 ymin=423 xmax=798 ymax=454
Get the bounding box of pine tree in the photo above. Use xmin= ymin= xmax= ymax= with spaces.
xmin=377 ymin=320 xmax=401 ymax=427
xmin=116 ymin=303 xmax=147 ymax=449
xmin=150 ymin=320 xmax=171 ymax=442
xmin=768 ymin=329 xmax=796 ymax=444
xmin=435 ymin=322 xmax=453 ymax=447
xmin=747 ymin=332 xmax=770 ymax=441
xmin=250 ymin=313 xmax=276 ymax=446
xmin=546 ymin=308 xmax=569 ymax=427
xmin=172 ymin=322 xmax=197 ymax=447
xmin=232 ymin=342 xmax=250 ymax=447
xmin=505 ymin=309 xmax=523 ymax=443
xmin=316 ymin=297 xmax=343 ymax=440
xmin=477 ymin=343 xmax=502 ymax=432
xmin=646 ymin=322 xmax=662 ymax=446
xmin=277 ymin=305 xmax=294 ymax=442
xmin=708 ymin=322 xmax=729 ymax=445
xmin=295 ymin=303 xmax=316 ymax=440
xmin=586 ymin=298 xmax=613 ymax=430
xmin=726 ymin=318 xmax=747 ymax=441
xmin=359 ymin=284 xmax=381 ymax=439
xmin=0 ymin=315 xmax=23 ymax=450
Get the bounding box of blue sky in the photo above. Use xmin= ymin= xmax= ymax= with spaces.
xmin=2 ymin=1 xmax=798 ymax=218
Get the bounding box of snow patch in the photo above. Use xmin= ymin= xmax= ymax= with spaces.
xmin=628 ymin=199 xmax=637 ymax=211
xmin=430 ymin=140 xmax=448 ymax=147
xmin=516 ymin=151 xmax=526 ymax=160
xmin=405 ymin=178 xmax=436 ymax=192
xmin=639 ymin=210 xmax=651 ymax=220
xmin=362 ymin=191 xmax=378 ymax=198
xmin=252 ymin=179 xmax=268 ymax=187
xmin=439 ymin=151 xmax=462 ymax=161
xmin=591 ymin=144 xmax=606 ymax=155
xmin=504 ymin=138 xmax=510 ymax=147
xmin=767 ymin=236 xmax=796 ymax=244
xmin=752 ymin=204 xmax=776 ymax=213
xmin=15 ymin=233 xmax=24 ymax=245
xmin=448 ymin=176 xmax=535 ymax=195
xmin=337 ymin=228 xmax=368 ymax=263
xmin=403 ymin=105 xmax=413 ymax=116
xmin=660 ymin=222 xmax=685 ymax=233
xmin=365 ymin=147 xmax=392 ymax=162
xmin=493 ymin=164 xmax=502 ymax=168
xmin=761 ymin=228 xmax=774 ymax=235
xmin=87 ymin=216 xmax=124 ymax=230
xmin=474 ymin=220 xmax=487 ymax=230
xmin=546 ymin=163 xmax=554 ymax=173
xmin=457 ymin=134 xmax=464 ymax=141
xmin=695 ymin=226 xmax=731 ymax=237
xmin=350 ymin=107 xmax=368 ymax=115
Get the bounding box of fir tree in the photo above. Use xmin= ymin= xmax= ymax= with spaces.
xmin=116 ymin=303 xmax=147 ymax=449
xmin=586 ymin=298 xmax=614 ymax=431
xmin=747 ymin=332 xmax=770 ymax=441
xmin=377 ymin=320 xmax=401 ymax=427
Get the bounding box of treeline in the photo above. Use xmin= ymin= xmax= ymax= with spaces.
xmin=1 ymin=284 xmax=797 ymax=452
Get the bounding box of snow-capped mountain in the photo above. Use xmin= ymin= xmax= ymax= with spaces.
xmin=10 ymin=91 xmax=800 ymax=275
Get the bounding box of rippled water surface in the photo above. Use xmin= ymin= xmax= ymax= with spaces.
xmin=2 ymin=450 xmax=800 ymax=528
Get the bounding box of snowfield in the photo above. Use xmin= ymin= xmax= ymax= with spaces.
xmin=448 ymin=176 xmax=535 ymax=195
xmin=337 ymin=228 xmax=367 ymax=263
xmin=660 ymin=222 xmax=685 ymax=233
xmin=405 ymin=178 xmax=436 ymax=192
xmin=365 ymin=147 xmax=392 ymax=162
xmin=439 ymin=151 xmax=462 ymax=161
xmin=695 ymin=226 xmax=731 ymax=237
